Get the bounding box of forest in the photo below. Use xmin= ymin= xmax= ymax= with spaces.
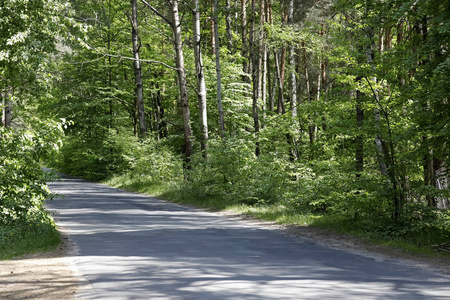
xmin=1 ymin=0 xmax=449 ymax=257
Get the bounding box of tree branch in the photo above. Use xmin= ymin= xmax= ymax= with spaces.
xmin=104 ymin=53 xmax=179 ymax=71
xmin=140 ymin=0 xmax=173 ymax=27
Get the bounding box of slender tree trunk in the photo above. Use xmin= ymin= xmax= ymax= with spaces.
xmin=131 ymin=0 xmax=147 ymax=137
xmin=275 ymin=52 xmax=285 ymax=114
xmin=267 ymin=0 xmax=276 ymax=113
xmin=259 ymin=0 xmax=266 ymax=129
xmin=249 ymin=0 xmax=260 ymax=156
xmin=287 ymin=0 xmax=297 ymax=160
xmin=302 ymin=40 xmax=314 ymax=144
xmin=213 ymin=0 xmax=225 ymax=137
xmin=319 ymin=24 xmax=328 ymax=131
xmin=225 ymin=0 xmax=232 ymax=52
xmin=355 ymin=86 xmax=364 ymax=178
xmin=277 ymin=3 xmax=288 ymax=114
xmin=171 ymin=0 xmax=194 ymax=165
xmin=288 ymin=0 xmax=297 ymax=124
xmin=193 ymin=0 xmax=209 ymax=156
xmin=423 ymin=141 xmax=435 ymax=207
xmin=279 ymin=47 xmax=287 ymax=113
xmin=241 ymin=0 xmax=249 ymax=82
xmin=2 ymin=88 xmax=12 ymax=128
xmin=268 ymin=54 xmax=275 ymax=112
xmin=434 ymin=159 xmax=449 ymax=209
xmin=154 ymin=87 xmax=161 ymax=141
xmin=211 ymin=1 xmax=216 ymax=56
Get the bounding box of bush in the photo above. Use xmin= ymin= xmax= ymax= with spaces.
xmin=0 ymin=121 xmax=64 ymax=250
xmin=187 ymin=136 xmax=291 ymax=205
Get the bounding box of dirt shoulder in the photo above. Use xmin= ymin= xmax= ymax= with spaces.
xmin=0 ymin=230 xmax=80 ymax=300
xmin=218 ymin=211 xmax=450 ymax=276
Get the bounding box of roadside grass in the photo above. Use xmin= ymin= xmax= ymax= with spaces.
xmin=0 ymin=230 xmax=61 ymax=260
xmin=104 ymin=174 xmax=450 ymax=258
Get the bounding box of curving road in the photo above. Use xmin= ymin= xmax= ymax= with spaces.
xmin=46 ymin=174 xmax=450 ymax=299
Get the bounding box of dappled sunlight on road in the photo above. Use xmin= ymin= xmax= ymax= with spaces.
xmin=46 ymin=177 xmax=450 ymax=299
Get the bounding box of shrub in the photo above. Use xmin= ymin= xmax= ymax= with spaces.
xmin=0 ymin=121 xmax=64 ymax=248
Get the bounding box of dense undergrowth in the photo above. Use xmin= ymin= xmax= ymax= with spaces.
xmin=0 ymin=122 xmax=64 ymax=260
xmin=96 ymin=133 xmax=450 ymax=255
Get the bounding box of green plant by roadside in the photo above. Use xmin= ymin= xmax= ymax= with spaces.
xmin=0 ymin=121 xmax=65 ymax=260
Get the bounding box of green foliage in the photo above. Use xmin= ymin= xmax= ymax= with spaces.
xmin=0 ymin=121 xmax=64 ymax=255
xmin=186 ymin=136 xmax=290 ymax=205
xmin=25 ymin=0 xmax=448 ymax=256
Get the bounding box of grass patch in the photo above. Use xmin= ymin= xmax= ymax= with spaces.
xmin=0 ymin=230 xmax=61 ymax=260
xmin=225 ymin=204 xmax=319 ymax=225
xmin=104 ymin=174 xmax=172 ymax=197
xmin=380 ymin=240 xmax=441 ymax=256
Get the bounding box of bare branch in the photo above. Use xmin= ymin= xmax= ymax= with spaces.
xmin=140 ymin=0 xmax=173 ymax=27
xmin=104 ymin=53 xmax=178 ymax=71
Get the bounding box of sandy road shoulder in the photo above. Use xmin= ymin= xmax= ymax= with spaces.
xmin=0 ymin=229 xmax=81 ymax=300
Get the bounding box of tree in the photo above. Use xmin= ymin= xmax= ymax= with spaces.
xmin=213 ymin=0 xmax=225 ymax=137
xmin=141 ymin=0 xmax=194 ymax=166
xmin=130 ymin=0 xmax=147 ymax=137
xmin=192 ymin=0 xmax=209 ymax=155
xmin=0 ymin=0 xmax=68 ymax=128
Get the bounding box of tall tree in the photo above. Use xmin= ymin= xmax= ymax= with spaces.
xmin=249 ymin=0 xmax=260 ymax=156
xmin=141 ymin=0 xmax=194 ymax=164
xmin=213 ymin=0 xmax=225 ymax=137
xmin=192 ymin=0 xmax=209 ymax=154
xmin=130 ymin=0 xmax=147 ymax=137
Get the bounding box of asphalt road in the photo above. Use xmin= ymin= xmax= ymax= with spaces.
xmin=46 ymin=174 xmax=450 ymax=299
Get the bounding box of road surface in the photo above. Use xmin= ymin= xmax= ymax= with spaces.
xmin=46 ymin=175 xmax=450 ymax=299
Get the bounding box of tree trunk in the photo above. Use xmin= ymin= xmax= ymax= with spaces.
xmin=288 ymin=0 xmax=297 ymax=124
xmin=266 ymin=1 xmax=276 ymax=113
xmin=193 ymin=0 xmax=209 ymax=156
xmin=171 ymin=0 xmax=194 ymax=165
xmin=302 ymin=40 xmax=314 ymax=144
xmin=249 ymin=0 xmax=260 ymax=156
xmin=241 ymin=0 xmax=250 ymax=82
xmin=277 ymin=3 xmax=288 ymax=114
xmin=355 ymin=87 xmax=364 ymax=177
xmin=275 ymin=51 xmax=285 ymax=114
xmin=211 ymin=1 xmax=216 ymax=56
xmin=131 ymin=0 xmax=147 ymax=137
xmin=320 ymin=24 xmax=327 ymax=131
xmin=225 ymin=0 xmax=233 ymax=52
xmin=434 ymin=160 xmax=449 ymax=209
xmin=287 ymin=0 xmax=297 ymax=160
xmin=213 ymin=0 xmax=225 ymax=137
xmin=2 ymin=88 xmax=12 ymax=128
xmin=259 ymin=0 xmax=266 ymax=129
